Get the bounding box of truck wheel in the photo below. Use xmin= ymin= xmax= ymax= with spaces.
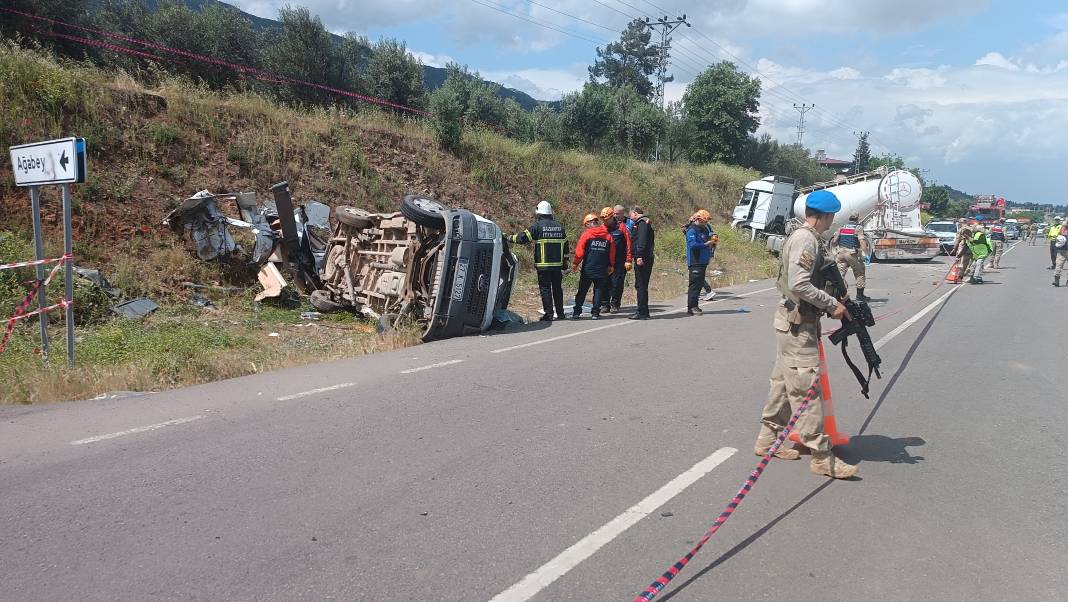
xmin=334 ymin=205 xmax=373 ymax=229
xmin=400 ymin=195 xmax=447 ymax=229
xmin=310 ymin=290 xmax=344 ymax=312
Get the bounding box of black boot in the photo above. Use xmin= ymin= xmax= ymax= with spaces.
xmin=1055 ymin=276 xmax=1061 ymax=287
xmin=856 ymin=288 xmax=871 ymax=301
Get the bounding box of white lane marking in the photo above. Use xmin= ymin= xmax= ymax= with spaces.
xmin=488 ymin=446 xmax=737 ymax=602
xmin=276 ymin=382 xmax=355 ymax=401
xmin=400 ymin=359 xmax=463 ymax=374
xmin=874 ymin=286 xmax=959 ymax=350
xmin=1001 ymin=241 xmax=1020 ymax=256
xmin=493 ymin=286 xmax=777 ymax=354
xmin=70 ymin=415 xmax=205 ymax=446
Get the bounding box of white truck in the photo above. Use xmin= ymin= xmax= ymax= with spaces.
xmin=733 ymin=168 xmax=940 ymax=261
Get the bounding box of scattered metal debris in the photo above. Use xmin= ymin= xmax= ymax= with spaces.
xmin=112 ymin=297 xmax=160 ymax=319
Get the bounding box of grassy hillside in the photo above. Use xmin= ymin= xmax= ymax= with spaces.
xmin=0 ymin=43 xmax=771 ymax=403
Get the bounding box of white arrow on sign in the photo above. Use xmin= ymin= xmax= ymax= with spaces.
xmin=9 ymin=137 xmax=86 ymax=187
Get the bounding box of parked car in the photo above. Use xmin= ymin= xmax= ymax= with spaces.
xmin=925 ymin=220 xmax=959 ymax=254
xmin=313 ymin=195 xmax=517 ymax=341
xmin=1004 ymin=223 xmax=1020 ymax=240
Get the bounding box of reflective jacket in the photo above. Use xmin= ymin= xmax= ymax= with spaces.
xmin=605 ymin=219 xmax=632 ymax=268
xmin=574 ymin=225 xmax=616 ymax=278
xmin=685 ymin=222 xmax=712 ymax=266
xmin=1049 ymin=224 xmax=1064 ymax=241
xmin=511 ymin=216 xmax=568 ymax=270
xmin=967 ymin=230 xmax=992 ymax=259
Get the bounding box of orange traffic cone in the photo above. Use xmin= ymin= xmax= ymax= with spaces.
xmin=790 ymin=338 xmax=850 ymax=447
xmin=946 ymin=262 xmax=961 ymax=283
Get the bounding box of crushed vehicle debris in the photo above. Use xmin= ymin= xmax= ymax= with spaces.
xmin=165 ymin=185 xmax=518 ymax=341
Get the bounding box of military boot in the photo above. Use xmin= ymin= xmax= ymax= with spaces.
xmin=754 ymin=430 xmax=800 ymax=460
xmin=810 ymin=452 xmax=858 ymax=479
xmin=856 ymin=288 xmax=871 ymax=302
xmin=1054 ymin=276 xmax=1061 ymax=287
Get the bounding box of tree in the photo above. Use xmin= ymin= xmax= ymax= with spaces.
xmin=362 ymin=38 xmax=424 ymax=110
xmin=2 ymin=0 xmax=89 ymax=57
xmin=429 ymin=85 xmax=463 ymax=153
xmin=609 ymin=86 xmax=664 ymax=159
xmin=922 ymin=186 xmax=951 ymax=216
xmin=560 ymin=84 xmax=617 ymax=151
xmin=661 ymin=101 xmax=695 ymax=163
xmin=588 ymin=19 xmax=660 ymax=100
xmin=852 ymin=131 xmax=871 ymax=173
xmin=337 ymin=33 xmax=373 ymax=95
xmin=530 ymin=104 xmax=562 ymax=145
xmin=683 ymin=61 xmax=761 ymax=164
xmin=868 ymin=152 xmax=906 ymax=171
xmin=260 ymin=6 xmax=343 ymax=104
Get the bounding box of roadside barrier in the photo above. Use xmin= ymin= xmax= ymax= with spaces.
xmin=0 ymin=253 xmax=72 ymax=355
xmin=632 ymin=382 xmax=820 ymax=602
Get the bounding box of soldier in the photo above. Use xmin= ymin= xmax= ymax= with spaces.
xmin=1054 ymin=229 xmax=1068 ymax=287
xmin=952 ymin=219 xmax=973 ymax=283
xmin=988 ymin=219 xmax=1006 ymax=270
xmin=831 ymin=213 xmax=870 ymax=301
xmin=753 ymin=190 xmax=858 ymax=480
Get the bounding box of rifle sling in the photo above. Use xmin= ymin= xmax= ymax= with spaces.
xmin=837 ymin=335 xmax=872 ymax=399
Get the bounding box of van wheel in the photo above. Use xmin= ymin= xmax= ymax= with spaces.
xmin=310 ymin=290 xmax=343 ymax=312
xmin=401 ymin=195 xmax=448 ymax=229
xmin=335 ymin=205 xmax=373 ymax=229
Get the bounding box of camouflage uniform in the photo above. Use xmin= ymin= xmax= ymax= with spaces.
xmin=754 ymin=225 xmax=858 ymax=478
xmin=834 ymin=223 xmax=867 ymax=289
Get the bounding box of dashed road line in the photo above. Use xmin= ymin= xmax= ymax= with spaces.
xmin=874 ymin=286 xmax=959 ymax=350
xmin=70 ymin=415 xmax=205 ymax=446
xmin=400 ymin=359 xmax=464 ymax=374
xmin=488 ymin=447 xmax=738 ymax=602
xmin=276 ymin=382 xmax=356 ymax=401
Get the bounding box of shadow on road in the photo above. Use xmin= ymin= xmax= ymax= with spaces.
xmin=839 ymin=435 xmax=925 ymax=464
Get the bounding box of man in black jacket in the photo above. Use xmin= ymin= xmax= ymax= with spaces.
xmin=629 ymin=206 xmax=655 ymax=320
xmin=510 ymin=201 xmax=568 ymax=321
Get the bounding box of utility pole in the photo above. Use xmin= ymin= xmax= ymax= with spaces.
xmin=793 ymin=103 xmax=814 ymax=147
xmin=645 ymin=14 xmax=690 ymax=161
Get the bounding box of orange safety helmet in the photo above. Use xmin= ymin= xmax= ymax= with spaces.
xmin=600 ymin=206 xmax=614 ymax=220
xmin=582 ymin=212 xmax=600 ymax=226
xmin=692 ymin=209 xmax=711 ymax=222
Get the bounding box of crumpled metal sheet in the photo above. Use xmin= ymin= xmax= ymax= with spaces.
xmin=112 ymin=297 xmax=160 ymax=319
xmin=163 ymin=190 xmax=237 ymax=261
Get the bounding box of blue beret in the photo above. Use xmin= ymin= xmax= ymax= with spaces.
xmin=806 ymin=189 xmax=841 ymax=214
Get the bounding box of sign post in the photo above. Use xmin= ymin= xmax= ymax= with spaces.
xmin=8 ymin=137 xmax=87 ymax=367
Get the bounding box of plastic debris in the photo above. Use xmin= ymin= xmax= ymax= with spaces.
xmin=300 ymin=311 xmax=323 ymax=321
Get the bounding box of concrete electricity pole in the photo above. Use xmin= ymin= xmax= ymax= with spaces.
xmin=793 ymin=103 xmax=814 ymax=146
xmin=645 ymin=14 xmax=690 ymax=161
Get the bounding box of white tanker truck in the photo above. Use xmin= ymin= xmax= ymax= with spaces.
xmin=732 ymin=168 xmax=940 ymax=261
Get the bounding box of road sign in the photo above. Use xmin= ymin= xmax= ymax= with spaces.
xmin=9 ymin=137 xmax=87 ymax=187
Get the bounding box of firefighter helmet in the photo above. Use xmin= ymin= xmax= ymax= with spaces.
xmin=536 ymin=201 xmax=553 ymax=215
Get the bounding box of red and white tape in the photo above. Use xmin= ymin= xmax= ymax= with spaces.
xmin=0 ymin=254 xmax=70 ymax=271
xmin=0 ymin=255 xmax=73 ymax=355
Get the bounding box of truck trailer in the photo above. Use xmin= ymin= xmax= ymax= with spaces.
xmin=733 ymin=168 xmax=939 ymax=261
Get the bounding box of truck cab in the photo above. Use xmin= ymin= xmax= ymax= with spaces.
xmin=731 ymin=176 xmax=796 ymax=236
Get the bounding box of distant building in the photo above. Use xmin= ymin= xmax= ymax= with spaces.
xmin=814 ymin=149 xmax=853 ymax=174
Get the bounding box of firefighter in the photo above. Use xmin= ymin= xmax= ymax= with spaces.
xmin=685 ymin=209 xmax=717 ymax=315
xmin=988 ymin=218 xmax=1006 ymax=270
xmin=510 ymin=201 xmax=568 ymax=322
xmin=753 ymin=189 xmax=858 ymax=479
xmin=600 ymin=206 xmax=632 ymax=314
xmin=571 ymin=213 xmax=615 ymax=320
xmin=831 ymin=213 xmax=871 ymax=301
xmin=1048 ymin=217 xmax=1064 ymax=270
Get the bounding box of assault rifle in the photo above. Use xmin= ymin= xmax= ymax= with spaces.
xmin=819 ymin=262 xmax=882 ymax=398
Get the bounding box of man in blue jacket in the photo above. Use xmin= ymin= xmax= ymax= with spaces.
xmin=686 ymin=209 xmax=717 ymax=316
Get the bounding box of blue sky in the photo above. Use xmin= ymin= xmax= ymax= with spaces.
xmin=231 ymin=0 xmax=1068 ymax=204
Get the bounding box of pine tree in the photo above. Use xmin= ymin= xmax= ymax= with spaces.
xmin=588 ymin=19 xmax=660 ymax=100
xmin=853 ymin=131 xmax=872 ymax=173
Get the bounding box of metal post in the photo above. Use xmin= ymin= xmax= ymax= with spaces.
xmin=29 ymin=185 xmax=50 ymax=358
xmin=61 ymin=184 xmax=75 ymax=367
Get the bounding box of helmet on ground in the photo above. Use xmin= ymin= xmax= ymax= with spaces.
xmin=582 ymin=212 xmax=600 ymax=226
xmin=692 ymin=209 xmax=711 ymax=222
xmin=600 ymin=206 xmax=614 ymax=220
xmin=805 ymin=190 xmax=841 ymax=214
xmin=536 ymin=201 xmax=553 ymax=215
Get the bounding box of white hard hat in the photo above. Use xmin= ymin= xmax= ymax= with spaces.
xmin=536 ymin=201 xmax=553 ymax=215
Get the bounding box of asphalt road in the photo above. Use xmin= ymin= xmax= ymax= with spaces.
xmin=2 ymin=241 xmax=1065 ymax=601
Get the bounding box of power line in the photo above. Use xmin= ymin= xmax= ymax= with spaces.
xmin=467 ymin=0 xmax=603 ymax=44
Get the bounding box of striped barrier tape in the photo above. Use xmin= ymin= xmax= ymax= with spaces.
xmin=0 ymin=255 xmax=73 ymax=355
xmin=0 ymin=253 xmax=71 ymax=272
xmin=632 ymin=382 xmax=819 ymax=602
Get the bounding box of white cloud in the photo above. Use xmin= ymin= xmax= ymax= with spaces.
xmin=411 ymin=51 xmax=456 ymax=69
xmin=481 ymin=68 xmax=587 ymax=101
xmin=975 ymin=52 xmax=1019 ymax=71
xmin=829 ymin=67 xmax=862 ymax=80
